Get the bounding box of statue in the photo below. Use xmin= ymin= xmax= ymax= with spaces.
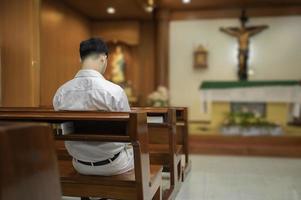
xmin=111 ymin=46 xmax=126 ymax=85
xmin=108 ymin=44 xmax=138 ymax=105
xmin=220 ymin=10 xmax=268 ymax=80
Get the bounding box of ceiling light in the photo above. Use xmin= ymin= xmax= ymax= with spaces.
xmin=182 ymin=0 xmax=191 ymax=4
xmin=144 ymin=0 xmax=155 ymax=13
xmin=145 ymin=5 xmax=154 ymax=13
xmin=107 ymin=7 xmax=115 ymax=14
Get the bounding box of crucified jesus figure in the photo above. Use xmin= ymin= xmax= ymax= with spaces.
xmin=220 ymin=10 xmax=268 ymax=80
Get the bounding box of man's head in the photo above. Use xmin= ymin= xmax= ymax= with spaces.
xmin=79 ymin=38 xmax=109 ymax=73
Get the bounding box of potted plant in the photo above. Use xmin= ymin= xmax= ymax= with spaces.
xmin=147 ymin=86 xmax=169 ymax=107
xmin=221 ymin=111 xmax=283 ymax=136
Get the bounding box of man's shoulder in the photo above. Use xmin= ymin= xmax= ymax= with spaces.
xmin=55 ymin=78 xmax=77 ymax=93
xmin=97 ymin=79 xmax=124 ymax=95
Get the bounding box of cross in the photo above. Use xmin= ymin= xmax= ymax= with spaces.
xmin=220 ymin=10 xmax=268 ymax=80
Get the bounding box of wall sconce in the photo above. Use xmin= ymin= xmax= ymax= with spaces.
xmin=194 ymin=45 xmax=208 ymax=69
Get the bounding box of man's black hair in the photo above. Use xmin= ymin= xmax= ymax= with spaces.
xmin=79 ymin=37 xmax=109 ymax=60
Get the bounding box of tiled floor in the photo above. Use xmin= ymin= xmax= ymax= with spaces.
xmin=176 ymin=155 xmax=301 ymax=200
xmin=63 ymin=155 xmax=301 ymax=200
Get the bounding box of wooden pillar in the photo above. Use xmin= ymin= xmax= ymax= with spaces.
xmin=0 ymin=0 xmax=40 ymax=107
xmin=155 ymin=9 xmax=170 ymax=88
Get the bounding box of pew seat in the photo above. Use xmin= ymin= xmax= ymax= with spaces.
xmin=59 ymin=160 xmax=162 ymax=199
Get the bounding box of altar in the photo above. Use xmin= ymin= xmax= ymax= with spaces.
xmin=199 ymin=81 xmax=301 ymax=135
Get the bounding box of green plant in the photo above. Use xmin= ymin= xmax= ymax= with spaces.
xmin=223 ymin=111 xmax=277 ymax=128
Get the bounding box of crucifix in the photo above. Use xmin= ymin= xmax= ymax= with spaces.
xmin=220 ymin=10 xmax=268 ymax=80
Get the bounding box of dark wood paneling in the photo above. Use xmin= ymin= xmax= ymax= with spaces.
xmin=138 ymin=21 xmax=156 ymax=105
xmin=92 ymin=21 xmax=140 ymax=45
xmin=155 ymin=10 xmax=170 ymax=88
xmin=0 ymin=0 xmax=40 ymax=107
xmin=171 ymin=6 xmax=301 ymax=20
xmin=0 ymin=4 xmax=3 ymax=106
xmin=190 ymin=134 xmax=301 ymax=157
xmin=159 ymin=0 xmax=301 ymax=10
xmin=40 ymin=0 xmax=91 ymax=107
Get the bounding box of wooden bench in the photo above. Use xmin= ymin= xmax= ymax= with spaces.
xmin=132 ymin=107 xmax=182 ymax=200
xmin=0 ymin=107 xmax=192 ymax=197
xmin=0 ymin=110 xmax=163 ymax=200
xmin=174 ymin=107 xmax=191 ymax=181
xmin=133 ymin=107 xmax=191 ymax=181
xmin=0 ymin=121 xmax=61 ymax=200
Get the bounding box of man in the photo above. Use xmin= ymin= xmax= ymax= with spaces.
xmin=53 ymin=38 xmax=133 ymax=176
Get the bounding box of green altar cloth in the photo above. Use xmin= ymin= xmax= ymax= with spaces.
xmin=199 ymin=80 xmax=301 ymax=117
xmin=200 ymin=80 xmax=300 ymax=90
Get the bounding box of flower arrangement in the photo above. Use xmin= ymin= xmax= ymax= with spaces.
xmin=221 ymin=111 xmax=283 ymax=136
xmin=147 ymin=86 xmax=169 ymax=107
xmin=223 ymin=112 xmax=276 ymax=127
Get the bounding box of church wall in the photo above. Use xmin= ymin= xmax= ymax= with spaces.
xmin=169 ymin=16 xmax=301 ymax=122
xmin=40 ymin=0 xmax=91 ymax=106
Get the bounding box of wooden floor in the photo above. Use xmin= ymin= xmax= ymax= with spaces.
xmin=189 ymin=135 xmax=301 ymax=157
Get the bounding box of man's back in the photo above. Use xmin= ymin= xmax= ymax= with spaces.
xmin=53 ymin=69 xmax=130 ymax=162
xmin=53 ymin=69 xmax=130 ymax=112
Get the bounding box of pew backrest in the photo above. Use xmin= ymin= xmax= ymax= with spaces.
xmin=0 ymin=122 xmax=61 ymax=200
xmin=0 ymin=110 xmax=153 ymax=199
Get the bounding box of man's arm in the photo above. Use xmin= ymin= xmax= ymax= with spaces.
xmin=52 ymin=91 xmax=61 ymax=111
xmin=117 ymin=90 xmax=131 ymax=112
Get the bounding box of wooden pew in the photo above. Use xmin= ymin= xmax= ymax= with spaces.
xmin=132 ymin=107 xmax=181 ymax=200
xmin=132 ymin=107 xmax=191 ymax=181
xmin=0 ymin=107 xmax=192 ymax=195
xmin=0 ymin=107 xmax=192 ymax=193
xmin=174 ymin=107 xmax=191 ymax=181
xmin=0 ymin=111 xmax=163 ymax=200
xmin=0 ymin=121 xmax=61 ymax=200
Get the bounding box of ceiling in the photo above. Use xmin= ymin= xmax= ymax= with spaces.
xmin=159 ymin=0 xmax=301 ymax=10
xmin=61 ymin=0 xmax=153 ymax=20
xmin=61 ymin=0 xmax=301 ymax=20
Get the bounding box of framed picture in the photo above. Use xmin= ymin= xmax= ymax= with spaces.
xmin=194 ymin=45 xmax=208 ymax=69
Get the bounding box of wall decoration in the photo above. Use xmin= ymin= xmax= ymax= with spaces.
xmin=220 ymin=10 xmax=268 ymax=80
xmin=194 ymin=45 xmax=208 ymax=69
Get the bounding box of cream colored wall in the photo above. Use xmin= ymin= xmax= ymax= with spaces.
xmin=169 ymin=16 xmax=301 ymax=121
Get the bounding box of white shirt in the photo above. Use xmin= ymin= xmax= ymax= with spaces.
xmin=53 ymin=69 xmax=130 ymax=162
